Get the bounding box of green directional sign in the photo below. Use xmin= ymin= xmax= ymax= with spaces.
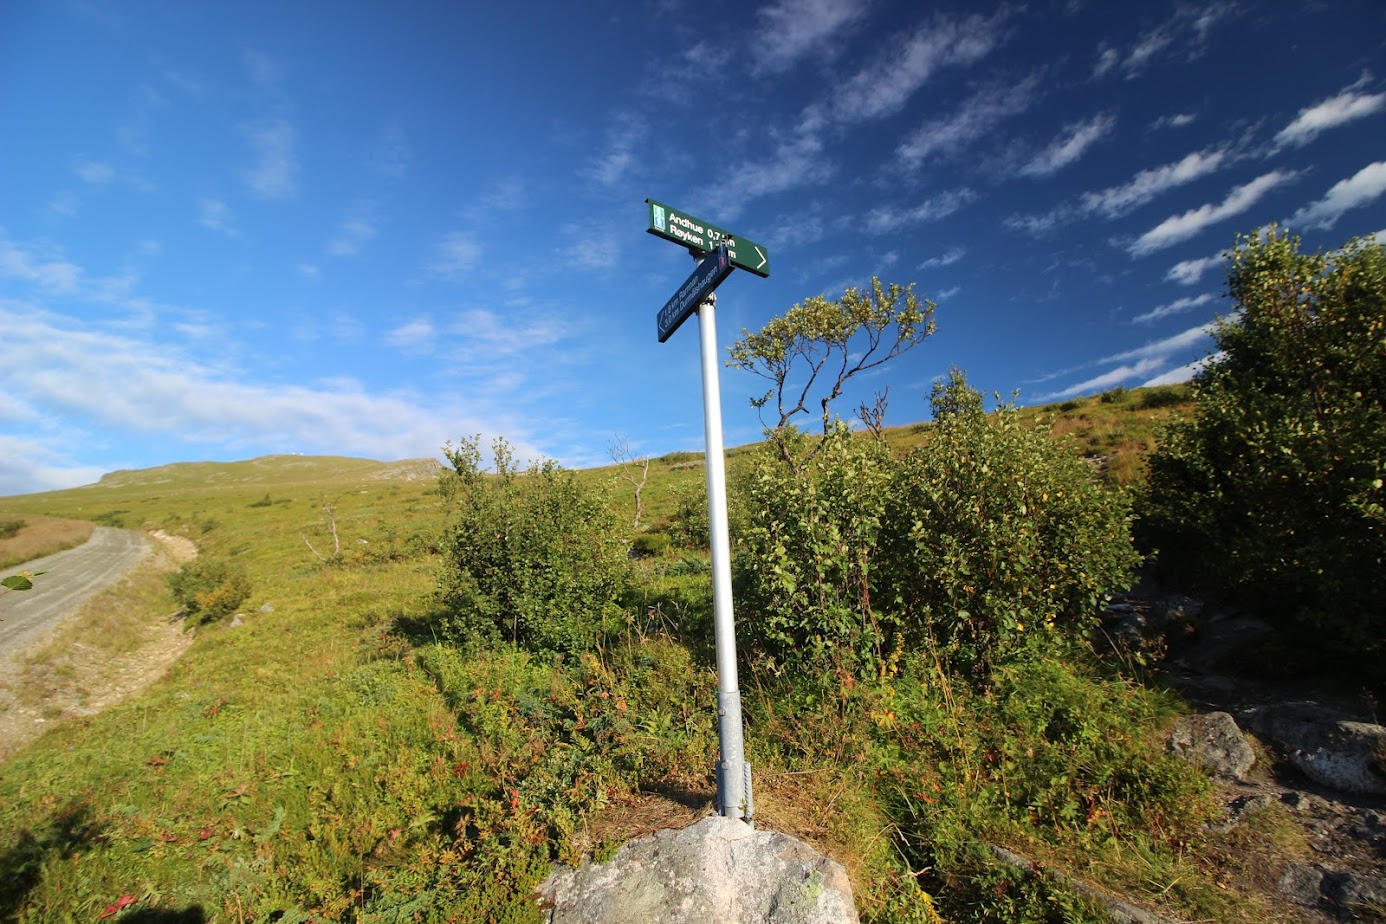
xmin=646 ymin=198 xmax=770 ymax=277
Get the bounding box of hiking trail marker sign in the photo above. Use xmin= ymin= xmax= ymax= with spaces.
xmin=647 ymin=197 xmax=769 ymax=824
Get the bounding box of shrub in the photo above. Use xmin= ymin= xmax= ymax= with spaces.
xmin=1142 ymin=227 xmax=1386 ymax=676
xmin=666 ymin=480 xmax=710 ymax=550
xmin=167 ymin=558 xmax=252 ymax=623
xmin=435 ymin=436 xmax=630 ymax=655
xmin=876 ymin=373 xmax=1141 ymax=678
xmin=1137 ymin=384 xmax=1189 ymax=410
xmin=1099 ymin=386 xmax=1128 ymax=404
xmin=0 ymin=519 xmax=23 ymax=540
xmin=630 ymin=532 xmax=670 ymax=558
xmin=734 ymin=423 xmax=894 ymax=675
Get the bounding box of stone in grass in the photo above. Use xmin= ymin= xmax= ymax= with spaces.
xmin=537 ymin=814 xmax=858 ymax=924
xmin=1168 ymin=712 xmax=1256 ymax=781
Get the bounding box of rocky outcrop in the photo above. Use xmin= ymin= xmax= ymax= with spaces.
xmin=1245 ymin=703 xmax=1386 ymax=796
xmin=536 ymin=815 xmax=858 ymax=924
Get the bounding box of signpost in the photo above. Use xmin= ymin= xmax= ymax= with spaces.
xmin=657 ymin=244 xmax=733 ymax=343
xmin=646 ymin=198 xmax=770 ymax=277
xmin=648 ymin=198 xmax=769 ymax=823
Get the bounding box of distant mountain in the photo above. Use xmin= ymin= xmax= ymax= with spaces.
xmin=85 ymin=455 xmax=443 ymax=490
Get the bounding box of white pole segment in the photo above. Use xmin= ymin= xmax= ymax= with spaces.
xmin=695 ymin=288 xmax=751 ymax=822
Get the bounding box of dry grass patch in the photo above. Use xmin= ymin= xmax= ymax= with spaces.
xmin=0 ymin=514 xmax=94 ymax=570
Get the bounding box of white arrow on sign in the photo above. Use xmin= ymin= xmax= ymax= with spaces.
xmin=754 ymin=246 xmax=767 ymax=271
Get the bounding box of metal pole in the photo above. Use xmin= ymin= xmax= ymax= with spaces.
xmin=694 ymin=277 xmax=751 ymax=822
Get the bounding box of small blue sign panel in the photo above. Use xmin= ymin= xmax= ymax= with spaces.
xmin=657 ymin=245 xmax=733 ymax=343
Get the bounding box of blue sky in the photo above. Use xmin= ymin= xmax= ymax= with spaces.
xmin=2 ymin=0 xmax=1384 ymax=495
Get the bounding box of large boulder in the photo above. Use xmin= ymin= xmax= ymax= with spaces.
xmin=1167 ymin=712 xmax=1256 ymax=781
xmin=536 ymin=815 xmax=858 ymax=924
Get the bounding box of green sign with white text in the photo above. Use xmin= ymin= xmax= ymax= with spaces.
xmin=645 ymin=198 xmax=770 ymax=277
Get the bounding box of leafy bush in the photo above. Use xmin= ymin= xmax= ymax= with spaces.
xmin=1099 ymin=386 xmax=1128 ymax=404
xmin=629 ymin=531 xmax=670 ymax=558
xmin=735 ymin=423 xmax=894 ymax=675
xmin=167 ymin=558 xmax=252 ymax=623
xmin=1142 ymin=227 xmax=1385 ymax=674
xmin=435 ymin=436 xmax=630 ymax=655
xmin=0 ymin=519 xmax=23 ymax=540
xmin=876 ymin=373 xmax=1141 ymax=678
xmin=665 ymin=480 xmax=710 ymax=550
xmin=1137 ymin=384 xmax=1189 ymax=410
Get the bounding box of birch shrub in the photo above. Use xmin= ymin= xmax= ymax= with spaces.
xmin=435 ymin=436 xmax=630 ymax=655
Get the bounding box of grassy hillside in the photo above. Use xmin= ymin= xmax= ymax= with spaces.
xmin=4 ymin=386 xmax=1295 ymax=924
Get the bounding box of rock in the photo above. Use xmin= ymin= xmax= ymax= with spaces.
xmin=1168 ymin=712 xmax=1256 ymax=781
xmin=1278 ymin=862 xmax=1324 ymax=905
xmin=258 ymin=603 xmax=274 ymax=613
xmin=1249 ymin=704 xmax=1386 ymax=796
xmin=229 ymin=614 xmax=244 ymax=628
xmin=536 ymin=815 xmax=858 ymax=924
xmin=1323 ymin=870 xmax=1386 ymax=918
xmin=1209 ymin=793 xmax=1274 ymax=833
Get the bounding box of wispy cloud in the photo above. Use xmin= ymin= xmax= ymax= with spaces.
xmin=1273 ymin=80 xmax=1385 ymax=150
xmin=866 ymin=187 xmax=976 ymax=233
xmin=1165 ymin=252 xmax=1223 ymax=285
xmin=1288 ymin=161 xmax=1386 ymax=230
xmin=1082 ymin=148 xmax=1228 ymax=218
xmin=326 ymin=204 xmax=380 ymax=257
xmin=808 ymin=8 xmax=1012 ymax=130
xmin=1128 ymin=170 xmax=1296 ymax=257
xmin=1030 ymin=320 xmax=1219 ymax=401
xmin=197 ymin=197 xmax=237 ymax=236
xmin=1009 ymin=146 xmax=1230 ymax=236
xmin=700 ymin=132 xmax=833 ymax=218
xmin=586 ymin=112 xmax=647 ymax=187
xmin=1110 ymin=2 xmax=1238 ymax=79
xmin=750 ymin=0 xmax=868 ymax=75
xmin=431 ymin=231 xmax=480 ymax=278
xmin=1132 ymin=292 xmax=1215 ymax=324
xmin=1020 ymin=112 xmax=1116 ymax=176
xmin=920 ymin=246 xmax=966 ymax=269
xmin=897 ymin=73 xmax=1040 ymax=167
xmin=240 ymin=117 xmax=298 ymax=199
xmin=1150 ymin=111 xmax=1197 ymax=131
xmin=0 ymin=238 xmax=84 ymax=295
xmin=74 ymin=159 xmax=116 ymax=184
xmin=0 ymin=304 xmax=537 ymax=487
xmin=1142 ymin=351 xmax=1223 ymax=387
xmin=385 ymin=317 xmax=436 ymax=352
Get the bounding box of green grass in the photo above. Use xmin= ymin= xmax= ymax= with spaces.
xmin=0 ymin=385 xmax=1289 ymax=924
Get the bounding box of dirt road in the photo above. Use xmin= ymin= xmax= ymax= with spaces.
xmin=0 ymin=527 xmax=150 ymax=660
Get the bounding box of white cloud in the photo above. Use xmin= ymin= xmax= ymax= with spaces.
xmin=1129 ymin=170 xmax=1296 ymax=257
xmin=1132 ymin=292 xmax=1215 ymax=324
xmin=1082 ymin=148 xmax=1228 ymax=218
xmin=1273 ymin=83 xmax=1386 ymax=150
xmin=897 ymin=74 xmax=1040 ymax=167
xmin=326 ymin=206 xmax=379 ymax=257
xmin=241 ymin=117 xmax=298 ymax=199
xmin=1102 ymin=319 xmax=1219 ymax=364
xmin=1092 ymin=44 xmax=1119 ymax=78
xmin=1004 ymin=209 xmax=1073 ymax=236
xmin=1116 ymin=2 xmax=1236 ymax=78
xmin=700 ymin=132 xmax=833 ymax=218
xmin=1165 ymin=252 xmax=1222 ymax=285
xmin=1142 ymin=351 xmax=1223 ymax=387
xmin=0 ymin=238 xmax=83 ymax=295
xmin=751 ymin=0 xmax=868 ymax=74
xmin=920 ymin=246 xmax=966 ymax=268
xmin=1021 ymin=112 xmax=1116 ymax=177
xmin=198 ymin=197 xmax=236 ymax=235
xmin=74 ymin=159 xmax=116 ymax=184
xmin=586 ymin=113 xmax=646 ymax=187
xmin=1150 ymin=112 xmax=1197 ymax=131
xmin=935 ymin=285 xmax=962 ymax=300
xmin=817 ymin=9 xmax=1011 ymax=128
xmin=385 ymin=317 xmax=436 ymax=352
xmin=866 ymin=188 xmax=976 ymax=233
xmin=431 ymin=231 xmax=480 ymax=278
xmin=297 ymin=263 xmax=319 ymax=278
xmin=1030 ymin=320 xmax=1219 ymax=402
xmin=1288 ymin=161 xmax=1386 ymax=231
xmin=0 ymin=434 xmax=107 ymax=495
xmin=0 ymin=305 xmax=539 ymax=494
